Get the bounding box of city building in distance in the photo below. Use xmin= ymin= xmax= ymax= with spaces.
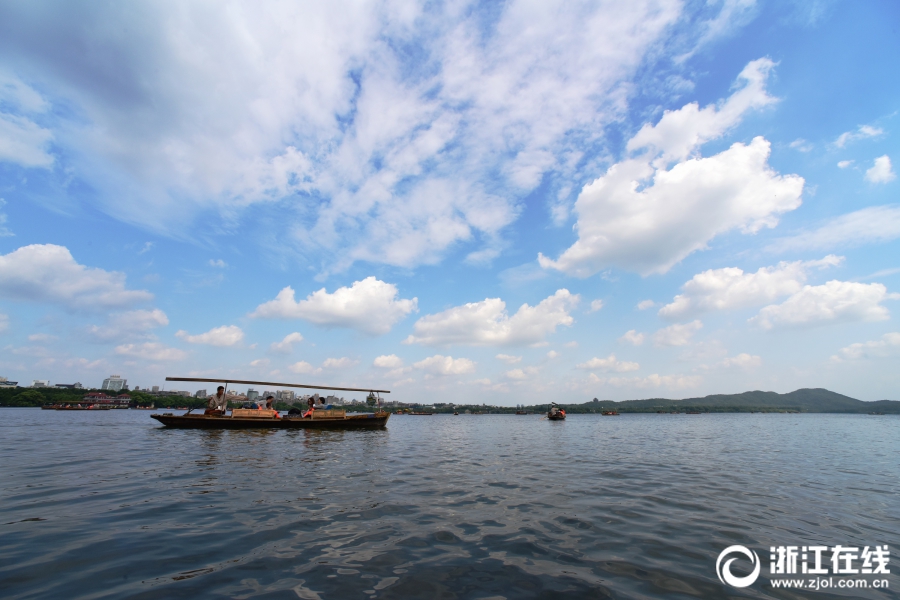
xmin=101 ymin=375 xmax=128 ymax=392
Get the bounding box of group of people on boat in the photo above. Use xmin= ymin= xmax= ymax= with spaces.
xmin=204 ymin=386 xmax=333 ymax=418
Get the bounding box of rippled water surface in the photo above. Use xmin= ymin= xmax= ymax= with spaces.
xmin=1 ymin=409 xmax=897 ymax=599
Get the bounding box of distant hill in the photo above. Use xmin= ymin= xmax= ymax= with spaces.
xmin=565 ymin=388 xmax=900 ymax=414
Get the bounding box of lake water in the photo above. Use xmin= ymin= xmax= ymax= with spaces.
xmin=1 ymin=409 xmax=897 ymax=599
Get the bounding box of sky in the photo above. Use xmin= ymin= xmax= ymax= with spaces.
xmin=0 ymin=0 xmax=898 ymax=403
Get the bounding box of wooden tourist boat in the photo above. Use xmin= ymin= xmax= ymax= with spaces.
xmin=151 ymin=377 xmax=390 ymax=430
xmin=601 ymin=410 xmax=619 ymax=416
xmin=547 ymin=403 xmax=566 ymax=420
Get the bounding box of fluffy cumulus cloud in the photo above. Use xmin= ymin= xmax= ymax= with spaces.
xmin=413 ymin=355 xmax=476 ymax=377
xmin=653 ymin=320 xmax=702 ymax=347
xmin=659 ymin=256 xmax=841 ymax=318
xmin=865 ymin=155 xmax=896 ymax=184
xmin=176 ymin=325 xmax=244 ymax=346
xmin=0 ymin=1 xmax=696 ymax=270
xmin=373 ymin=354 xmax=403 ymax=369
xmin=405 ymin=289 xmax=579 ymax=346
xmin=833 ymin=332 xmax=900 ymax=361
xmin=539 ymin=59 xmax=803 ymax=276
xmin=322 ymin=357 xmax=358 ymax=370
xmin=768 ymin=205 xmax=900 ymax=252
xmin=619 ymin=330 xmax=645 ymax=346
xmin=0 ymin=244 xmax=152 ymax=311
xmin=505 ymin=366 xmax=539 ymax=380
xmin=495 ymin=354 xmax=522 ymax=365
xmin=87 ymin=309 xmax=169 ymax=342
xmin=751 ymin=282 xmax=898 ymax=329
xmin=115 ymin=342 xmax=187 ymax=361
xmin=270 ymin=332 xmax=304 ymax=353
xmin=576 ymin=354 xmax=639 ymax=373
xmin=251 ymin=277 xmax=416 ymax=335
xmin=289 ymin=361 xmax=321 ymax=375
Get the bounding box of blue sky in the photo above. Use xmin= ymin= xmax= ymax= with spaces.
xmin=1 ymin=0 xmax=898 ymax=403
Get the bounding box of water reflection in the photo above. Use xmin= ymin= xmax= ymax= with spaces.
xmin=0 ymin=410 xmax=897 ymax=599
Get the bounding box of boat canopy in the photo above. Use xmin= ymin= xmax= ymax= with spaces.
xmin=165 ymin=376 xmax=390 ymax=394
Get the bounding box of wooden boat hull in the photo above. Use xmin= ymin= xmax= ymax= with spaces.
xmin=547 ymin=414 xmax=566 ymax=420
xmin=151 ymin=412 xmax=390 ymax=429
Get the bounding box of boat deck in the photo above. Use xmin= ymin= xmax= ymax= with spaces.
xmin=151 ymin=412 xmax=390 ymax=429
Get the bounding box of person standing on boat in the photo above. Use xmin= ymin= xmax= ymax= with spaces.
xmin=206 ymin=386 xmax=228 ymax=414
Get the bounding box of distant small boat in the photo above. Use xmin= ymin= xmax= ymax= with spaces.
xmin=601 ymin=410 xmax=619 ymax=416
xmin=409 ymin=411 xmax=433 ymax=415
xmin=453 ymin=411 xmax=458 ymax=415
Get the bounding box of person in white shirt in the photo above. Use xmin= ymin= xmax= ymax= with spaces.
xmin=206 ymin=386 xmax=228 ymax=414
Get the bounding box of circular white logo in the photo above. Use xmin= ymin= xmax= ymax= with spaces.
xmin=716 ymin=545 xmax=761 ymax=588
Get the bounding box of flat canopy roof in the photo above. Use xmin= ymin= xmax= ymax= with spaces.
xmin=166 ymin=377 xmax=390 ymax=394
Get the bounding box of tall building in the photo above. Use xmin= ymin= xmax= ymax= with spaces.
xmin=194 ymin=389 xmax=207 ymax=398
xmin=151 ymin=385 xmax=159 ymax=393
xmin=101 ymin=375 xmax=127 ymax=392
xmin=246 ymin=389 xmax=259 ymax=401
xmin=32 ymin=379 xmax=50 ymax=388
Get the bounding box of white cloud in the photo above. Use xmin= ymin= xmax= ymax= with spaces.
xmin=0 ymin=313 xmax=8 ymax=333
xmin=176 ymin=325 xmax=244 ymax=346
xmin=577 ymin=354 xmax=640 ymax=373
xmin=115 ymin=342 xmax=187 ymax=361
xmin=539 ymin=59 xmax=803 ymax=276
xmin=653 ymin=320 xmax=702 ymax=347
xmin=0 ymin=2 xmax=692 ymax=271
xmin=87 ymin=308 xmax=169 ymax=342
xmin=619 ymin=330 xmax=645 ymax=346
xmin=835 ymin=124 xmax=883 ymax=148
xmin=789 ymin=138 xmax=812 ymax=152
xmin=249 ymin=358 xmax=270 ymax=368
xmin=751 ymin=281 xmax=897 ymax=329
xmin=413 ymin=355 xmax=476 ymax=377
xmin=322 ymin=357 xmax=358 ymax=369
xmin=865 ymin=155 xmax=895 ymax=184
xmin=767 ymin=206 xmax=900 ymax=252
xmin=0 ymin=244 xmax=152 ymax=311
xmin=659 ymin=256 xmax=842 ymax=318
xmin=833 ymin=332 xmax=900 ymax=361
xmin=546 ymin=350 xmax=559 ymax=359
xmin=837 ymin=160 xmax=853 ymax=169
xmin=589 ymin=299 xmax=604 ymax=312
xmin=0 ymin=74 xmax=53 ymax=167
xmin=270 ymin=332 xmax=304 ymax=353
xmin=0 ymin=112 xmax=54 ymax=168
xmin=373 ymin=354 xmax=403 ymax=369
xmin=251 ymin=277 xmax=416 ymax=335
xmin=209 ymin=259 xmax=227 ymax=268
xmin=405 ymin=289 xmax=579 ymax=346
xmin=594 ymin=373 xmax=702 ymax=390
xmin=505 ymin=366 xmax=538 ymax=380
xmin=719 ymin=353 xmax=762 ymax=368
xmin=28 ymin=333 xmax=56 ymax=342
xmin=637 ymin=300 xmax=656 ymax=310
xmin=0 ymin=198 xmax=13 ymax=237
xmin=289 ymin=361 xmax=322 ymax=375
xmin=495 ymin=354 xmax=522 ymax=365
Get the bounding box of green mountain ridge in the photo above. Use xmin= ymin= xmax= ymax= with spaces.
xmin=571 ymin=388 xmax=899 ymax=413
